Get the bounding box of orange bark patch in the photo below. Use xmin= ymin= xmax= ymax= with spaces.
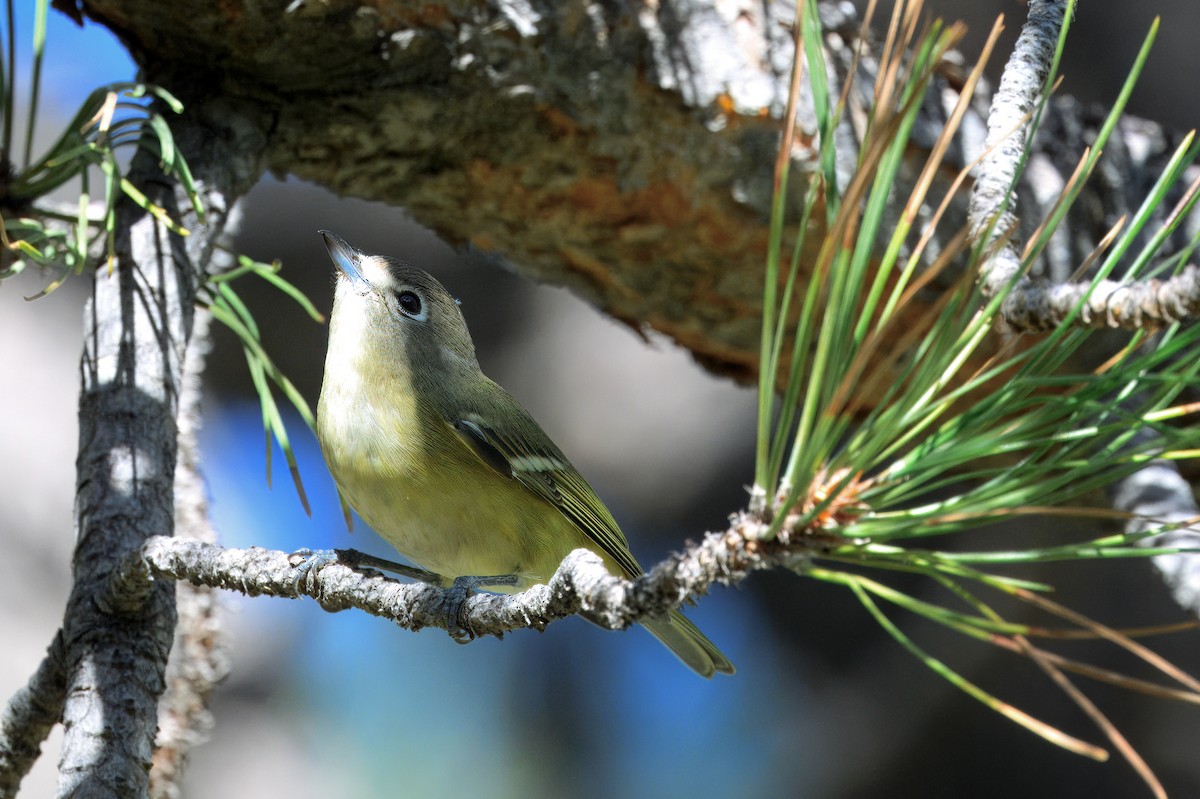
xmin=538 ymin=105 xmax=582 ymax=138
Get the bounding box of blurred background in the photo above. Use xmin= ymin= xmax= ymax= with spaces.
xmin=2 ymin=1 xmax=1199 ymax=796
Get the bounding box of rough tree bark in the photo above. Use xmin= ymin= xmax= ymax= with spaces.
xmin=48 ymin=96 xmax=268 ymax=797
xmin=56 ymin=166 xmax=184 ymax=796
xmin=72 ymin=0 xmax=1198 ymax=378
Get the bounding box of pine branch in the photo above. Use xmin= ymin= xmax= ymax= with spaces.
xmin=121 ymin=516 xmax=787 ymax=640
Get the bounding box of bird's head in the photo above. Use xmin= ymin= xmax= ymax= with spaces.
xmin=319 ymin=230 xmax=479 ymax=376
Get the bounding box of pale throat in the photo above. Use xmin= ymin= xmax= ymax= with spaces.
xmin=319 ymin=301 xmax=423 ymax=478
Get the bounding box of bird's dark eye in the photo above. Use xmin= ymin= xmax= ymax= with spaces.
xmin=396 ymin=290 xmax=423 ymax=317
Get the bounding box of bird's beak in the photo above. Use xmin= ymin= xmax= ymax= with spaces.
xmin=319 ymin=230 xmax=367 ymax=286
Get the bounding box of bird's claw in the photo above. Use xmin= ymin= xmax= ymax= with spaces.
xmin=289 ymin=547 xmax=338 ymax=592
xmin=442 ymin=574 xmax=519 ymax=643
xmin=292 ymin=552 xmax=518 ymax=644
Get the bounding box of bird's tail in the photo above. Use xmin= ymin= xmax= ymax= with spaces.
xmin=642 ymin=610 xmax=735 ymax=678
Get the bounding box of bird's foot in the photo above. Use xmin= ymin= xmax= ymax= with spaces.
xmin=289 ymin=548 xmax=338 ymax=592
xmin=443 ymin=574 xmax=519 ymax=643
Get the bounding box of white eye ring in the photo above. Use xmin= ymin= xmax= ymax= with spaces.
xmin=394 ymin=289 xmax=427 ymax=321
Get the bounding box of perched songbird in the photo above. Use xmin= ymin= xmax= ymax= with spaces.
xmin=315 ymin=231 xmax=733 ymax=677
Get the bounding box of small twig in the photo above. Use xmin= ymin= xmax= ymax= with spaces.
xmin=1001 ymin=265 xmax=1200 ymax=330
xmin=0 ymin=630 xmax=67 ymax=799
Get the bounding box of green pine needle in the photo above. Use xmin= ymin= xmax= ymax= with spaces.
xmin=0 ymin=4 xmax=321 ymax=516
xmin=753 ymin=0 xmax=1200 ymax=775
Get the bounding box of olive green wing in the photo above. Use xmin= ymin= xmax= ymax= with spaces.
xmin=449 ymin=412 xmax=644 ymax=580
xmin=449 ymin=395 xmax=735 ymax=677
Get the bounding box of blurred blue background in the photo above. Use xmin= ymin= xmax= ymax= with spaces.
xmin=2 ymin=3 xmax=1199 ymax=797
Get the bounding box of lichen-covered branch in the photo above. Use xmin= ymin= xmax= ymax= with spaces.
xmin=969 ymin=0 xmax=1065 ymax=299
xmin=0 ymin=631 xmax=66 ymax=798
xmin=971 ymin=0 xmax=1200 ymax=331
xmin=130 ymin=514 xmax=786 ymax=640
xmin=1002 ymin=265 xmax=1200 ymax=330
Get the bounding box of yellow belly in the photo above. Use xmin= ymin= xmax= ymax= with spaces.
xmin=330 ymin=446 xmax=589 ymax=589
xmin=317 ymin=374 xmax=590 ymax=589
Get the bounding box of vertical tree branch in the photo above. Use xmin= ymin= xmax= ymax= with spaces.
xmin=56 ymin=156 xmax=192 ymax=797
xmin=149 ymin=308 xmax=230 ymax=799
xmin=968 ymin=0 xmax=1066 ymax=299
xmin=55 ymin=97 xmax=269 ymax=798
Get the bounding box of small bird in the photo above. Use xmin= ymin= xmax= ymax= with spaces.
xmin=315 ymin=231 xmax=733 ymax=677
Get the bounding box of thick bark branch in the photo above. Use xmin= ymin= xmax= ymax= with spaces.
xmin=77 ymin=1 xmax=1200 ymax=380
xmin=65 ymin=1 xmax=1197 ymax=389
xmin=57 ymin=156 xmax=191 ymax=798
